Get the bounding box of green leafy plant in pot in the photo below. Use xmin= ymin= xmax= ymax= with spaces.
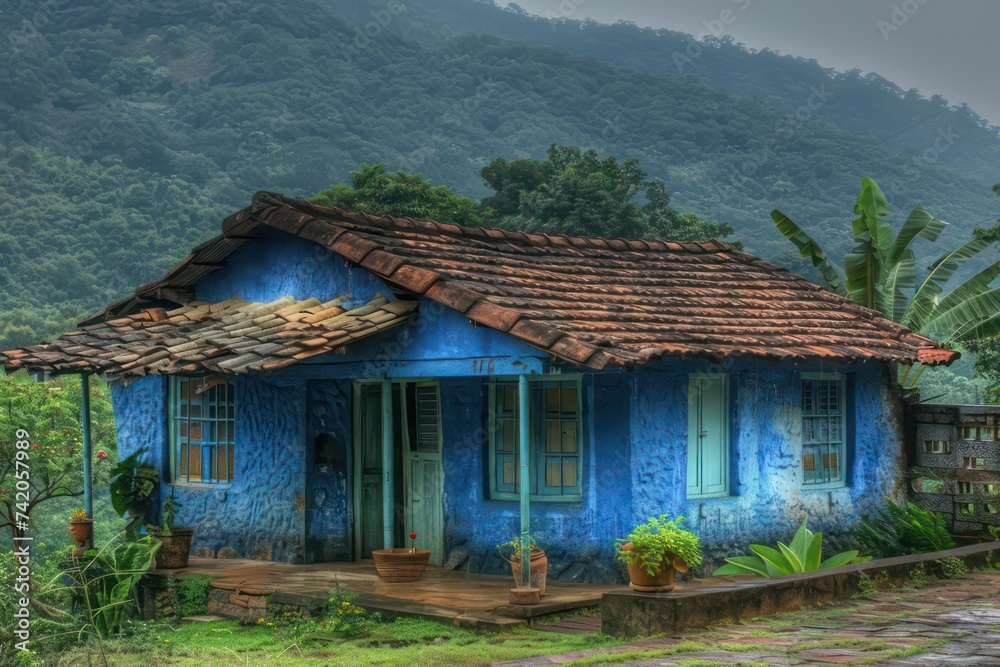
xmin=615 ymin=515 xmax=702 ymax=592
xmin=147 ymin=495 xmax=195 ymax=569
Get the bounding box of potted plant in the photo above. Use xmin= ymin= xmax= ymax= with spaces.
xmin=147 ymin=496 xmax=195 ymax=569
xmin=615 ymin=514 xmax=702 ymax=593
xmin=372 ymin=532 xmax=431 ymax=582
xmin=69 ymin=508 xmax=93 ymax=555
xmin=497 ymin=535 xmax=548 ymax=595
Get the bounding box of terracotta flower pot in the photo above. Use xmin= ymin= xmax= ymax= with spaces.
xmin=621 ymin=543 xmax=686 ymax=593
xmin=69 ymin=519 xmax=93 ymax=544
xmin=510 ymin=547 xmax=549 ymax=595
xmin=626 ymin=557 xmax=677 ymax=592
xmin=372 ymin=548 xmax=431 ymax=582
xmin=152 ymin=527 xmax=195 ymax=569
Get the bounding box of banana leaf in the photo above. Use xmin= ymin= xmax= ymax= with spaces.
xmin=887 ymin=205 xmax=947 ymax=266
xmin=903 ymin=238 xmax=993 ymax=331
xmin=770 ymin=209 xmax=847 ymax=296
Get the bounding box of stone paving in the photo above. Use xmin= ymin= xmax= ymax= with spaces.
xmin=501 ymin=571 xmax=1000 ymax=666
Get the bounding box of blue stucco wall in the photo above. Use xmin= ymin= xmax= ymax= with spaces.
xmin=629 ymin=359 xmax=906 ymax=565
xmin=112 ymin=374 xmax=308 ymax=562
xmin=196 ymin=228 xmax=390 ymax=308
xmin=304 ymin=379 xmax=354 ymax=563
xmin=439 ymin=373 xmax=633 ymax=583
xmin=285 ymin=304 xmax=548 ymax=379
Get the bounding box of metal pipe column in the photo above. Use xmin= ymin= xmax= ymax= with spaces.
xmin=81 ymin=374 xmax=93 ymax=519
xmin=518 ymin=374 xmax=530 ymax=587
xmin=382 ymin=379 xmax=395 ymax=550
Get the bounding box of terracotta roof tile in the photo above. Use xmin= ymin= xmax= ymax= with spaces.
xmin=1 ymin=294 xmax=414 ymax=378
xmin=59 ymin=192 xmax=959 ymax=370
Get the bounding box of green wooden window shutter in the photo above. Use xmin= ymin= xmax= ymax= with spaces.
xmin=687 ymin=375 xmax=729 ymax=498
xmin=489 ymin=377 xmax=583 ymax=501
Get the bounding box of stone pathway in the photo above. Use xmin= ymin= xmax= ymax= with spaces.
xmin=499 ymin=571 xmax=1000 ymax=666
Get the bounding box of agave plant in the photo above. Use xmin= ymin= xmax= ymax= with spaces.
xmin=713 ymin=518 xmax=861 ymax=578
xmin=772 ymin=177 xmax=1000 ymax=345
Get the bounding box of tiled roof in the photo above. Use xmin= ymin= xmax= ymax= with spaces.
xmin=18 ymin=191 xmax=957 ymax=372
xmin=1 ymin=294 xmax=414 ymax=378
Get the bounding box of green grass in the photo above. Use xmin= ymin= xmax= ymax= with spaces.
xmin=48 ymin=617 xmax=622 ymax=666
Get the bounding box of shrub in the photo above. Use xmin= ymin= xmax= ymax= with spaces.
xmin=937 ymin=556 xmax=968 ymax=579
xmin=713 ymin=518 xmax=862 ymax=577
xmin=60 ymin=532 xmax=161 ymax=639
xmin=854 ymin=498 xmax=953 ymax=559
xmin=169 ymin=575 xmax=213 ymax=618
xmin=321 ymin=585 xmax=379 ymax=638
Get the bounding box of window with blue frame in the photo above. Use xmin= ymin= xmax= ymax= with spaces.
xmin=489 ymin=377 xmax=582 ymax=501
xmin=169 ymin=376 xmax=235 ymax=484
xmin=801 ymin=373 xmax=846 ymax=488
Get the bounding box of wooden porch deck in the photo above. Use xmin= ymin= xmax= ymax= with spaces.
xmin=152 ymin=557 xmax=623 ymax=629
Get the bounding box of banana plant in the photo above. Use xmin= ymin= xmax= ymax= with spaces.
xmin=712 ymin=518 xmax=861 ymax=578
xmin=771 ymin=177 xmax=1000 ymax=345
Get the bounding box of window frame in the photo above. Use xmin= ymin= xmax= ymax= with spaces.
xmin=800 ymin=372 xmax=848 ymax=490
xmin=487 ymin=375 xmax=584 ymax=503
xmin=168 ymin=375 xmax=236 ymax=487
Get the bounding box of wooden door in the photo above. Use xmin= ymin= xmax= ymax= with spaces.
xmin=356 ymin=383 xmax=383 ymax=560
xmin=405 ymin=382 xmax=444 ymax=565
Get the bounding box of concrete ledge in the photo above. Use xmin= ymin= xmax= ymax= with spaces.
xmin=601 ymin=541 xmax=1000 ymax=637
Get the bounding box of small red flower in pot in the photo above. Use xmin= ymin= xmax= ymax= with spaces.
xmin=409 ymin=533 xmax=417 ymax=553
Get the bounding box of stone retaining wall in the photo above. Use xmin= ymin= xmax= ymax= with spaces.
xmin=601 ymin=541 xmax=1000 ymax=637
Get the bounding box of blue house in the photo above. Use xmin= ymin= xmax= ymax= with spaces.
xmin=2 ymin=192 xmax=956 ymax=582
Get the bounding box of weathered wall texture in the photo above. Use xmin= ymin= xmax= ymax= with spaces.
xmin=113 ymin=374 xmax=307 ymax=562
xmin=195 ymin=228 xmax=391 ymax=308
xmin=629 ymin=359 xmax=906 ymax=565
xmin=304 ymin=379 xmax=354 ymax=563
xmin=438 ymin=373 xmax=633 ymax=583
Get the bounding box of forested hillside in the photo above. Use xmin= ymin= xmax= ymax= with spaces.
xmin=0 ymin=0 xmax=996 ymax=350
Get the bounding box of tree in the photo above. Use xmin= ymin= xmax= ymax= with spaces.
xmin=481 ymin=145 xmax=735 ymax=242
xmin=771 ymin=177 xmax=1000 ymax=346
xmin=0 ymin=373 xmax=116 ymax=542
xmin=965 ymin=189 xmax=1000 ymax=404
xmin=310 ymin=164 xmax=485 ymax=227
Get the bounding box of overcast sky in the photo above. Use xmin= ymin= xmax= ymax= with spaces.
xmin=512 ymin=0 xmax=1000 ymax=126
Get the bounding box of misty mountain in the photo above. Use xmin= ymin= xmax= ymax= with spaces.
xmin=0 ymin=0 xmax=995 ymax=350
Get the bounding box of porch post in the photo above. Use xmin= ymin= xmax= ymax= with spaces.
xmin=381 ymin=378 xmax=394 ymax=550
xmin=80 ymin=373 xmax=93 ymax=519
xmin=518 ymin=374 xmax=530 ymax=587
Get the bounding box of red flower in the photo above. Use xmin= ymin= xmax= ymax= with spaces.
xmin=32 ymin=444 xmax=40 ymax=449
xmin=97 ymin=450 xmax=108 ymax=460
xmin=409 ymin=533 xmax=417 ymax=540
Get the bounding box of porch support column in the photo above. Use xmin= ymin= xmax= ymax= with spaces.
xmin=381 ymin=378 xmax=394 ymax=550
xmin=518 ymin=374 xmax=530 ymax=587
xmin=81 ymin=373 xmax=93 ymax=519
